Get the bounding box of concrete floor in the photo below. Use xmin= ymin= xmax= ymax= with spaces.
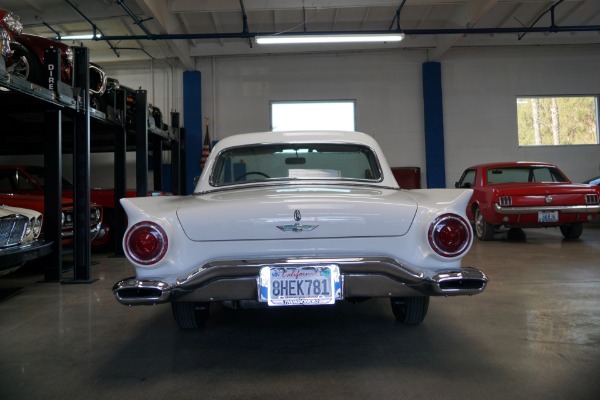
xmin=1 ymin=226 xmax=599 ymax=400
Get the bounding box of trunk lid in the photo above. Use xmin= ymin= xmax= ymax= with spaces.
xmin=176 ymin=185 xmax=417 ymax=241
xmin=492 ymin=183 xmax=598 ymax=206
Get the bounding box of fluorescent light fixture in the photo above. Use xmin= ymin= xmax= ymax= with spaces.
xmin=256 ymin=33 xmax=404 ymax=44
xmin=59 ymin=33 xmax=102 ymax=40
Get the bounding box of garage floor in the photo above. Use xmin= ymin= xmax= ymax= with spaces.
xmin=1 ymin=226 xmax=599 ymax=400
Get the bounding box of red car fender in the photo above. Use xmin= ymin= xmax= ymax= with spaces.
xmin=11 ymin=33 xmax=72 ymax=84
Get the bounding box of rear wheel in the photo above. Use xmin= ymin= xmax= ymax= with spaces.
xmin=5 ymin=43 xmax=43 ymax=85
xmin=560 ymin=223 xmax=583 ymax=240
xmin=390 ymin=296 xmax=429 ymax=325
xmin=474 ymin=207 xmax=495 ymax=241
xmin=172 ymin=301 xmax=210 ymax=329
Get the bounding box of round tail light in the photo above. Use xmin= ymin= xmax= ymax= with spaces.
xmin=428 ymin=213 xmax=471 ymax=257
xmin=125 ymin=222 xmax=168 ymax=265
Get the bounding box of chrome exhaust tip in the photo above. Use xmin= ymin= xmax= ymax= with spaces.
xmin=431 ymin=267 xmax=488 ymax=295
xmin=112 ymin=278 xmax=172 ymax=305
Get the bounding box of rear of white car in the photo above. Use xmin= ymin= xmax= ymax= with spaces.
xmin=113 ymin=131 xmax=487 ymax=328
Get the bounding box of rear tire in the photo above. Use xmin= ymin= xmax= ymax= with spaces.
xmin=560 ymin=223 xmax=583 ymax=240
xmin=172 ymin=301 xmax=210 ymax=329
xmin=474 ymin=207 xmax=495 ymax=241
xmin=390 ymin=296 xmax=429 ymax=325
xmin=6 ymin=42 xmax=43 ymax=85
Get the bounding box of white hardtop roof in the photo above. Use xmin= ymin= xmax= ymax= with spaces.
xmin=211 ymin=131 xmax=381 ymax=151
xmin=197 ymin=130 xmax=399 ymax=192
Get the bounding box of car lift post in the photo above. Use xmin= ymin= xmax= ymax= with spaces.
xmin=68 ymin=46 xmax=96 ymax=284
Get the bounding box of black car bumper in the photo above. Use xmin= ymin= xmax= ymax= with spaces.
xmin=0 ymin=240 xmax=53 ymax=272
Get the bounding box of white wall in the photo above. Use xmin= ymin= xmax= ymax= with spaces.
xmin=196 ymin=45 xmax=600 ymax=188
xmin=197 ymin=50 xmax=428 ymax=185
xmin=442 ymin=45 xmax=600 ymax=185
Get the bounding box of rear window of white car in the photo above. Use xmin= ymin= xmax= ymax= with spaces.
xmin=210 ymin=143 xmax=382 ymax=186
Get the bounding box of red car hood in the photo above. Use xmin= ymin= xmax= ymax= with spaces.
xmin=0 ymin=193 xmax=73 ymax=213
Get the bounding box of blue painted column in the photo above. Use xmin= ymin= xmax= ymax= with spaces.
xmin=183 ymin=70 xmax=202 ymax=194
xmin=422 ymin=62 xmax=446 ymax=188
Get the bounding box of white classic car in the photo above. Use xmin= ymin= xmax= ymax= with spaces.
xmin=113 ymin=131 xmax=488 ymax=328
xmin=0 ymin=204 xmax=51 ymax=275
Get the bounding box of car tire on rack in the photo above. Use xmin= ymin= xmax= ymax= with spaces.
xmin=474 ymin=207 xmax=495 ymax=241
xmin=6 ymin=42 xmax=42 ymax=85
xmin=171 ymin=301 xmax=210 ymax=329
xmin=390 ymin=296 xmax=429 ymax=325
xmin=560 ymin=222 xmax=583 ymax=240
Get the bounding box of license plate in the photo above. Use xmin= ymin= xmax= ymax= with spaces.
xmin=538 ymin=210 xmax=558 ymax=223
xmin=259 ymin=265 xmax=341 ymax=306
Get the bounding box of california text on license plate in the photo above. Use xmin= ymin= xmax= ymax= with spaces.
xmin=538 ymin=210 xmax=559 ymax=223
xmin=259 ymin=265 xmax=341 ymax=306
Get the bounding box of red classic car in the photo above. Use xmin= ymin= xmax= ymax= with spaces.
xmin=0 ymin=165 xmax=161 ymax=251
xmin=455 ymin=161 xmax=600 ymax=240
xmin=1 ymin=8 xmax=106 ymax=104
xmin=0 ymin=166 xmax=103 ymax=245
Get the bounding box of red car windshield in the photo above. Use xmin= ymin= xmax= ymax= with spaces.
xmin=486 ymin=166 xmax=568 ymax=185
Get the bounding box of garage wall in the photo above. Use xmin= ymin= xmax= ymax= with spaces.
xmin=442 ymin=45 xmax=600 ymax=185
xmin=196 ymin=50 xmax=428 ymax=185
xmin=198 ymin=45 xmax=600 ymax=188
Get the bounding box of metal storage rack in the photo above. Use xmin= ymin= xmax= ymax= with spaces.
xmin=0 ymin=47 xmax=182 ymax=283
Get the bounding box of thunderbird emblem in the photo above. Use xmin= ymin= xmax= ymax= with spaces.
xmin=277 ymin=209 xmax=318 ymax=232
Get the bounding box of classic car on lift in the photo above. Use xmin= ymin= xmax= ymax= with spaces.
xmin=101 ymin=77 xmax=167 ymax=131
xmin=0 ymin=167 xmax=103 ymax=245
xmin=455 ymin=161 xmax=600 ymax=240
xmin=113 ymin=131 xmax=488 ymax=329
xmin=0 ymin=204 xmax=51 ymax=275
xmin=1 ymin=8 xmax=106 ymax=104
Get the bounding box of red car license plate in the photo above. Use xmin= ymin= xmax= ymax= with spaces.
xmin=538 ymin=210 xmax=558 ymax=223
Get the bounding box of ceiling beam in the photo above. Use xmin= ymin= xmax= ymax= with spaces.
xmin=168 ymin=0 xmax=499 ymax=13
xmin=428 ymin=0 xmax=498 ymax=60
xmin=132 ymin=0 xmax=195 ymax=69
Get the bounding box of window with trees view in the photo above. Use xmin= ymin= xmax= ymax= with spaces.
xmin=516 ymin=96 xmax=600 ymax=146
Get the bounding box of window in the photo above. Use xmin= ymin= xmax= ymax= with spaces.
xmin=516 ymin=96 xmax=600 ymax=146
xmin=271 ymin=100 xmax=355 ymax=131
xmin=485 ymin=166 xmax=568 ymax=185
xmin=211 ymin=143 xmax=380 ymax=186
xmin=457 ymin=169 xmax=476 ymax=188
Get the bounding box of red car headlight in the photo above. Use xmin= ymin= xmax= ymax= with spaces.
xmin=428 ymin=213 xmax=471 ymax=257
xmin=125 ymin=221 xmax=168 ymax=265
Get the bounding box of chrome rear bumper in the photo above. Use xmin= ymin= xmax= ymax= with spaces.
xmin=113 ymin=257 xmax=488 ymax=306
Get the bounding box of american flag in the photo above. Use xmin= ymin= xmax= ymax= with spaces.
xmin=200 ymin=123 xmax=211 ymax=170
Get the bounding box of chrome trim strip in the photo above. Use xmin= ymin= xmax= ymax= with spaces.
xmin=61 ymin=222 xmax=101 ymax=240
xmin=494 ymin=203 xmax=600 ymax=214
xmin=113 ymin=257 xmax=488 ymax=306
